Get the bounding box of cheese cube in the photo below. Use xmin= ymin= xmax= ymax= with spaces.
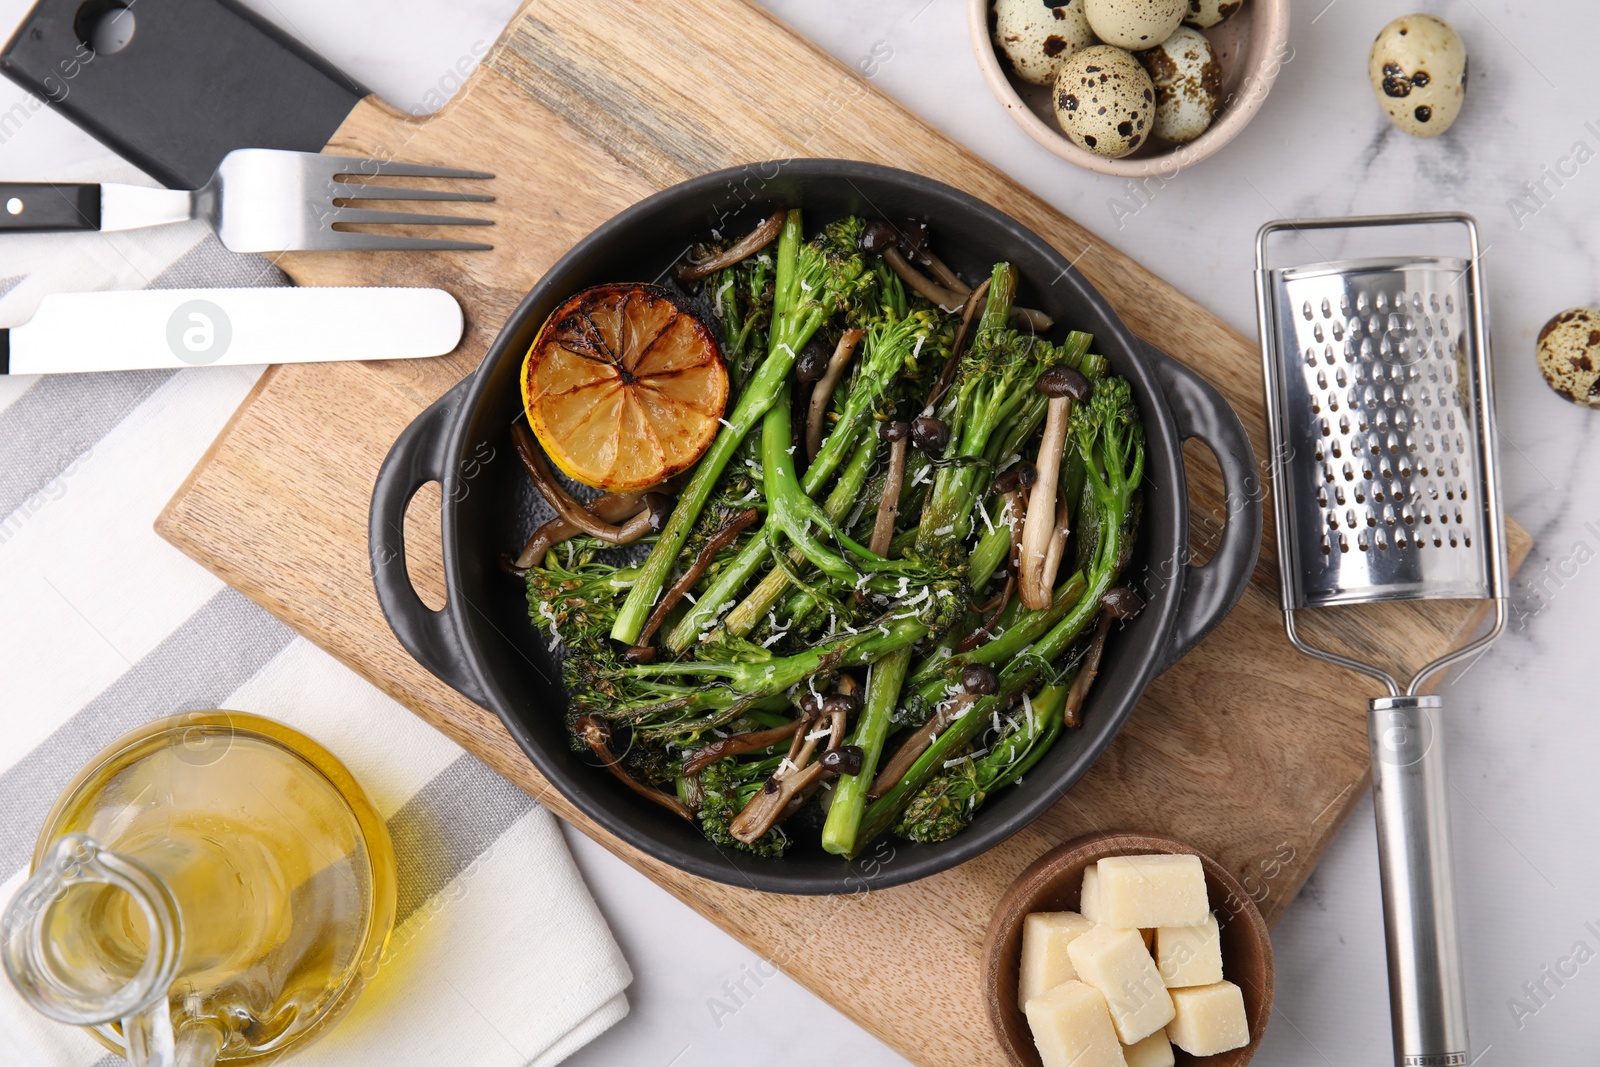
xmin=1122 ymin=1029 xmax=1175 ymax=1067
xmin=1023 ymin=980 xmax=1129 ymax=1067
xmin=1096 ymin=854 xmax=1209 ymax=928
xmin=1167 ymin=981 xmax=1250 ymax=1056
xmin=1020 ymin=911 xmax=1097 ymax=1004
xmin=1066 ymin=925 xmax=1174 ymax=1044
xmin=1080 ymin=863 xmax=1104 ymax=923
xmin=1156 ymin=913 xmax=1223 ymax=988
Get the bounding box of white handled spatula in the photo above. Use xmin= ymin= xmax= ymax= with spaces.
xmin=0 ymin=286 xmax=464 ymax=375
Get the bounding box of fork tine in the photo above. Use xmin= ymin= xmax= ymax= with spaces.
xmin=333 ymin=182 xmax=495 ymax=203
xmin=303 ymin=231 xmax=495 ymax=252
xmin=329 ymin=208 xmax=493 ymax=227
xmin=317 ymin=154 xmax=494 ymax=180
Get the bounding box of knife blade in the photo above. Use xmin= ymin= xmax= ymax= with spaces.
xmin=0 ymin=287 xmax=463 ymax=375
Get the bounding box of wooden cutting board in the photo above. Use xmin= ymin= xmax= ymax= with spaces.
xmin=154 ymin=0 xmax=1530 ymax=1061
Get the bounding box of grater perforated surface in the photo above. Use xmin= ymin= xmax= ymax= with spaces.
xmin=1266 ymin=257 xmax=1493 ymax=608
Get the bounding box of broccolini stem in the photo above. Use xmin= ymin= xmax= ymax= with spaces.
xmin=611 ymin=211 xmax=823 ymax=644
xmin=983 ymin=681 xmax=1069 ymax=793
xmin=916 ymin=264 xmax=1018 ymax=554
xmin=821 ymin=647 xmax=911 ymax=856
xmin=665 ymin=432 xmax=876 ymax=652
xmin=759 ymin=392 xmax=921 ymax=585
xmin=907 ymin=570 xmax=1087 ymax=708
xmin=807 ymin=311 xmax=935 ymax=492
xmin=617 ymin=614 xmax=928 ymax=723
xmin=967 ymin=503 xmax=1013 ymax=592
xmin=857 ymin=519 xmax=1126 ymax=845
xmin=721 ymin=432 xmax=876 ymax=638
xmin=713 ymin=312 xmax=939 ymax=640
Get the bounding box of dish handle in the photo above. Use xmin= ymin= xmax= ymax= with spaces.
xmin=1143 ymin=341 xmax=1263 ymax=672
xmin=369 ymin=378 xmax=489 ymax=705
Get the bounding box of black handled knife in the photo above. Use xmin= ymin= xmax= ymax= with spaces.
xmin=1 ymin=0 xmax=364 ymax=190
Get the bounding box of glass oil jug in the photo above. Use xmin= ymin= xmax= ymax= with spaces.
xmin=3 ymin=712 xmax=396 ymax=1066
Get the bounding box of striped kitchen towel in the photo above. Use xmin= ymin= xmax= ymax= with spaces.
xmin=0 ymin=158 xmax=631 ymax=1067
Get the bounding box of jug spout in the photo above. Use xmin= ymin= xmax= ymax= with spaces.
xmin=125 ymin=1003 xmax=227 ymax=1067
xmin=1 ymin=832 xmax=217 ymax=1067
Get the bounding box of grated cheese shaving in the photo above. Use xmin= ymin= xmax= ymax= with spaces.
xmin=536 ymin=603 xmax=564 ymax=651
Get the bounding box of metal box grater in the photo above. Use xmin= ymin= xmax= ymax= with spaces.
xmin=1265 ymin=256 xmax=1496 ymax=608
xmin=1256 ymin=213 xmax=1508 ymax=1067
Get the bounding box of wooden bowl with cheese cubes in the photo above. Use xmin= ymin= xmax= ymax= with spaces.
xmin=983 ymin=831 xmax=1273 ymax=1067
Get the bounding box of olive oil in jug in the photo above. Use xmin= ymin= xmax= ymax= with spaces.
xmin=3 ymin=712 xmax=396 ymax=1066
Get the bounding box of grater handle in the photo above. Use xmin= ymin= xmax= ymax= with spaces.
xmin=1145 ymin=343 xmax=1263 ymax=672
xmin=1369 ymin=696 xmax=1470 ymax=1067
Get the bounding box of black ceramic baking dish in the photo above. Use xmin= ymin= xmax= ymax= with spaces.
xmin=370 ymin=160 xmax=1261 ymax=894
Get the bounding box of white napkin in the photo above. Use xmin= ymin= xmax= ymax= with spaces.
xmin=0 ymin=160 xmax=631 ymax=1067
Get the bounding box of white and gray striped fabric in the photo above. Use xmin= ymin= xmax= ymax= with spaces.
xmin=0 ymin=159 xmax=631 ymax=1067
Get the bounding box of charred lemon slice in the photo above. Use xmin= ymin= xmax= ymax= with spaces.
xmin=521 ymin=284 xmax=728 ymax=491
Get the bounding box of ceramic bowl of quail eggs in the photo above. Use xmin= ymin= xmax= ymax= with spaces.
xmin=970 ymin=0 xmax=1290 ymax=176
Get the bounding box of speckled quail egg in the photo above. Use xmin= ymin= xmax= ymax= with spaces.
xmin=1138 ymin=26 xmax=1222 ymax=142
xmin=1537 ymin=307 xmax=1600 ymax=408
xmin=1183 ymin=0 xmax=1241 ymax=29
xmin=1368 ymin=13 xmax=1467 ymax=137
xmin=993 ymin=0 xmax=1099 ymax=86
xmin=1083 ymin=0 xmax=1185 ymax=50
xmin=1053 ymin=44 xmax=1156 ymax=157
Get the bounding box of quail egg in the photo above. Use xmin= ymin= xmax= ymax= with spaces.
xmin=1083 ymin=0 xmax=1185 ymax=50
xmin=993 ymin=0 xmax=1098 ymax=86
xmin=1368 ymin=13 xmax=1467 ymax=137
xmin=1537 ymin=307 xmax=1600 ymax=408
xmin=1139 ymin=26 xmax=1222 ymax=142
xmin=1053 ymin=44 xmax=1156 ymax=157
xmin=1183 ymin=0 xmax=1241 ymax=29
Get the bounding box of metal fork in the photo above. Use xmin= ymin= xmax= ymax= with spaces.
xmin=0 ymin=149 xmax=495 ymax=252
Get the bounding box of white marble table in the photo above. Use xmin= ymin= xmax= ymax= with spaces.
xmin=4 ymin=0 xmax=1597 ymax=1063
